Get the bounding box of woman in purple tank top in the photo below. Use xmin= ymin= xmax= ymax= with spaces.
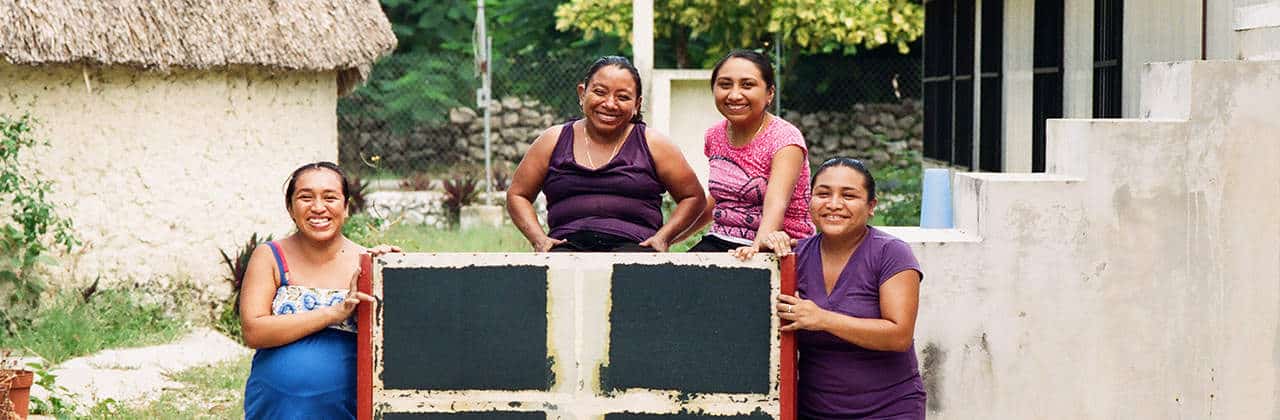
xmin=507 ymin=56 xmax=705 ymax=252
xmin=757 ymin=158 xmax=927 ymax=419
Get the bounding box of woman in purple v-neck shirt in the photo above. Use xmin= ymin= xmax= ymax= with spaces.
xmin=761 ymin=157 xmax=926 ymax=419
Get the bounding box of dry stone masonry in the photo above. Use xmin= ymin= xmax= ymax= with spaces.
xmin=343 ymin=96 xmax=922 ymax=175
xmin=783 ymin=100 xmax=922 ymax=171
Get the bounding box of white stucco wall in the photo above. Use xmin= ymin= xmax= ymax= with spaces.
xmin=0 ymin=63 xmax=337 ymax=288
xmin=650 ymin=69 xmax=722 ymax=187
xmin=901 ymin=59 xmax=1280 ymax=418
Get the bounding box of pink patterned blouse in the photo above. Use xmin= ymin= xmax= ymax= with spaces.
xmin=704 ymin=116 xmax=814 ymax=243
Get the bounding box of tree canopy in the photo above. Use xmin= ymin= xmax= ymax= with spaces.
xmin=554 ymin=0 xmax=923 ymax=68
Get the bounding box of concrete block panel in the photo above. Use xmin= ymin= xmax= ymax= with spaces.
xmin=604 ymin=264 xmax=772 ymax=394
xmin=363 ymin=253 xmax=787 ymax=420
xmin=380 ymin=266 xmax=551 ymax=391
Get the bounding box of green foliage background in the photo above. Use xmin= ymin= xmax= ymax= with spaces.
xmin=344 ymin=0 xmax=924 ymax=130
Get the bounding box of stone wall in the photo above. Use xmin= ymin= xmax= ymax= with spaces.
xmin=341 ymin=96 xmax=561 ymax=174
xmin=452 ymin=97 xmax=559 ymax=168
xmin=343 ymin=97 xmax=920 ymax=177
xmin=782 ymin=100 xmax=922 ymax=170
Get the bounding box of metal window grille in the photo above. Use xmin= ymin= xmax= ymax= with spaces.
xmin=1032 ymin=0 xmax=1064 ymax=173
xmin=978 ymin=0 xmax=1004 ymax=172
xmin=1093 ymin=0 xmax=1123 ymax=118
xmin=923 ymin=0 xmax=977 ymax=168
xmin=924 ymin=0 xmax=954 ymax=163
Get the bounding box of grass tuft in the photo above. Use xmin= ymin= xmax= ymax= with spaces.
xmin=1 ymin=289 xmax=188 ymax=365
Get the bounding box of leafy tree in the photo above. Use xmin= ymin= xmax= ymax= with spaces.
xmin=487 ymin=0 xmax=628 ymax=116
xmin=554 ymin=0 xmax=923 ymax=68
xmin=381 ymin=0 xmax=476 ymax=54
xmin=344 ymin=0 xmax=628 ymax=128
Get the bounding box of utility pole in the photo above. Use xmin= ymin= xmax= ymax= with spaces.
xmin=475 ymin=0 xmax=493 ymax=205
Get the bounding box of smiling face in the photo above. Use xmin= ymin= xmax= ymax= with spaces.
xmin=577 ymin=64 xmax=640 ymax=134
xmin=288 ymin=168 xmax=348 ymax=242
xmin=713 ymin=57 xmax=774 ymax=125
xmin=809 ymin=166 xmax=877 ymax=237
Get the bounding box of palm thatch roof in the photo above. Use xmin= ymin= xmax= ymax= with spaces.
xmin=0 ymin=0 xmax=397 ymax=95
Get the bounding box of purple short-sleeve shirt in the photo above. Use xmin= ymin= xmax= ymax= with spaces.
xmin=794 ymin=227 xmax=926 ymax=419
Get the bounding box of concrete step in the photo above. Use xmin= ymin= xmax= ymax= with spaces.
xmin=1045 ymin=118 xmax=1188 ymax=179
xmin=1237 ymin=25 xmax=1280 ymax=60
xmin=952 ymin=172 xmax=1085 ymax=240
xmin=1235 ymin=1 xmax=1280 ymax=60
xmin=1139 ymin=60 xmax=1280 ymax=122
xmin=1139 ymin=61 xmax=1193 ymax=120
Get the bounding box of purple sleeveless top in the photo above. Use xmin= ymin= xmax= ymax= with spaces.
xmin=543 ymin=120 xmax=664 ymax=242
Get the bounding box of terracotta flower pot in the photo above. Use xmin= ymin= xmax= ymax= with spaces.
xmin=2 ymin=369 xmax=33 ymax=420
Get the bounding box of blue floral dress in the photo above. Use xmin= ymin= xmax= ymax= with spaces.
xmin=244 ymin=241 xmax=358 ymax=419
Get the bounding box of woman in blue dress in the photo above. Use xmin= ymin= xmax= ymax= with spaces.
xmin=241 ymin=162 xmax=398 ymax=419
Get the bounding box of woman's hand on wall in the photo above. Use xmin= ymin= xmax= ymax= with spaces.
xmin=330 ymin=267 xmax=376 ymax=323
xmin=367 ymin=244 xmax=401 ymax=257
xmin=638 ymin=235 xmax=670 ymax=252
xmin=759 ymin=231 xmax=797 ymax=256
xmin=532 ymin=236 xmax=566 ymax=252
xmin=731 ymin=244 xmax=761 ymax=261
xmin=776 ymin=293 xmax=826 ymax=332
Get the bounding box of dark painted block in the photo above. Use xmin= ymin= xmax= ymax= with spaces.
xmin=605 ymin=413 xmax=772 ymax=420
xmin=382 ymin=412 xmax=547 ymax=420
xmin=604 ymin=264 xmax=772 ymax=394
xmin=381 ymin=266 xmax=551 ymax=390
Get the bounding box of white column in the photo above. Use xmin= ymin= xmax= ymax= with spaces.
xmin=1063 ymin=0 xmax=1094 ymax=118
xmin=1122 ymin=0 xmax=1202 ymax=117
xmin=632 ymin=0 xmax=655 ymax=118
xmin=1003 ymin=0 xmax=1035 ymax=172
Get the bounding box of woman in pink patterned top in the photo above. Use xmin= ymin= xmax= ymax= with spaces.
xmin=677 ymin=50 xmax=814 ymax=254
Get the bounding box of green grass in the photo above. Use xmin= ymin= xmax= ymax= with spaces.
xmin=350 ymin=221 xmax=532 ymax=252
xmin=1 ymin=290 xmax=189 ymax=365
xmin=354 ymin=221 xmax=708 ymax=253
xmin=88 ymin=355 xmax=251 ymax=419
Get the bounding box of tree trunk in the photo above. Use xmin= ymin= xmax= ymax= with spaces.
xmin=674 ymin=25 xmax=689 ymax=69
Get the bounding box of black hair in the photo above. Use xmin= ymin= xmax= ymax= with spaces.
xmin=710 ymin=49 xmax=776 ymax=91
xmin=581 ymin=55 xmax=644 ymax=123
xmin=812 ymin=157 xmax=876 ymax=201
xmin=283 ymin=161 xmax=350 ymax=209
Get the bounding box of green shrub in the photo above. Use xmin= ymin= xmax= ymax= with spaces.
xmin=0 ymin=114 xmax=78 ymax=334
xmin=216 ymin=233 xmax=272 ymax=343
xmin=343 ymin=213 xmax=386 ymax=246
xmin=442 ymin=174 xmax=480 ymax=225
xmin=869 ymin=159 xmax=923 ymax=227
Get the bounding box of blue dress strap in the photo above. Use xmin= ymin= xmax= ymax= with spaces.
xmin=265 ymin=241 xmax=289 ymax=286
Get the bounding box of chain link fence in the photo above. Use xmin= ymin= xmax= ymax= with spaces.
xmin=775 ymin=51 xmax=923 ymax=226
xmin=340 ymin=52 xmax=920 ymax=173
xmin=338 ymin=51 xmax=584 ymax=185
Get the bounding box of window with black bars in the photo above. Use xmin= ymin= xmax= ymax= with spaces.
xmin=923 ymin=0 xmax=977 ymax=169
xmin=924 ymin=0 xmax=954 ymax=163
xmin=1032 ymin=0 xmax=1064 ymax=173
xmin=979 ymin=0 xmax=1003 ymax=172
xmin=1093 ymin=0 xmax=1123 ymax=118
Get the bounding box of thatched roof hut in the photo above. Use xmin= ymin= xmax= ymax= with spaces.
xmin=0 ymin=0 xmax=396 ymax=94
xmin=0 ymin=0 xmax=398 ymax=288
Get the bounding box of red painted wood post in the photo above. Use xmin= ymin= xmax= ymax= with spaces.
xmin=358 ymin=253 xmax=373 ymax=420
xmin=779 ymin=254 xmax=797 ymax=420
